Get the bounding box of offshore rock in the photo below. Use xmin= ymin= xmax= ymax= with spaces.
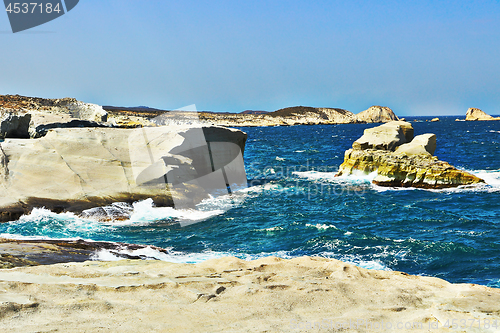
xmin=355 ymin=106 xmax=399 ymax=123
xmin=337 ymin=122 xmax=484 ymax=189
xmin=0 ymin=125 xmax=247 ymax=222
xmin=465 ymin=108 xmax=500 ymax=121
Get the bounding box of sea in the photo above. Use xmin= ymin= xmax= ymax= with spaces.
xmin=1 ymin=116 xmax=499 ymax=287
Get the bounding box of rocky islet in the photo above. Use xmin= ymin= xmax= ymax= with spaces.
xmin=336 ymin=121 xmax=484 ymax=188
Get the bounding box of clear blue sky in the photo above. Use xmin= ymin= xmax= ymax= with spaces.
xmin=1 ymin=0 xmax=500 ymax=116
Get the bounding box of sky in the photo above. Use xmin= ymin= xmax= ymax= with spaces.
xmin=1 ymin=0 xmax=500 ymax=116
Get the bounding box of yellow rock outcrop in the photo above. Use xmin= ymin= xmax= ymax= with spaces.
xmin=337 ymin=122 xmax=484 ymax=188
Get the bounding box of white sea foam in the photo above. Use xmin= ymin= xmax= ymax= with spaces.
xmin=305 ymin=223 xmax=337 ymax=230
xmin=123 ymin=198 xmax=225 ymax=227
xmin=293 ymin=170 xmax=376 ymax=184
xmin=8 ymin=184 xmax=257 ymax=230
xmin=293 ymin=168 xmax=500 ymax=194
xmin=371 ymin=184 xmax=417 ymax=192
xmin=0 ymin=233 xmax=83 ymax=241
xmin=256 ymin=226 xmax=284 ymax=232
xmin=95 ymin=183 xmax=273 ymax=227
xmin=470 ymin=169 xmax=500 ymax=187
xmin=275 ymin=156 xmax=285 ymax=161
xmin=0 ymin=229 xmax=395 ymax=272
xmin=91 ymin=247 xmax=294 ymax=264
xmin=90 ymin=247 xmax=236 ymax=263
xmin=319 ymin=252 xmax=391 ymax=271
xmin=10 ymin=207 xmax=114 ymax=234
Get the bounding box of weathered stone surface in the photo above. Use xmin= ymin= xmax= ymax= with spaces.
xmin=355 ymin=106 xmax=399 ymax=123
xmin=465 ymin=108 xmax=500 ymax=121
xmin=31 ymin=119 xmax=112 ymax=138
xmin=0 ymin=238 xmax=171 ymax=268
xmin=0 ymin=125 xmax=247 ymax=221
xmin=337 ymin=122 xmax=484 ymax=188
xmin=395 ymin=133 xmax=436 ymax=155
xmin=0 ymin=95 xmax=109 ymax=138
xmin=0 ymin=111 xmax=31 ymax=139
xmin=66 ymin=101 xmax=108 ymax=122
xmin=0 ymin=256 xmax=498 ymax=332
xmin=352 ymin=121 xmax=414 ymax=151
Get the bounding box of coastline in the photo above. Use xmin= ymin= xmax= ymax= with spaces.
xmin=0 ymin=255 xmax=499 ymax=332
xmin=2 ymin=96 xmax=500 ymax=331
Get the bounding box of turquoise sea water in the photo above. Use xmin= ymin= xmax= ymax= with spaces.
xmin=1 ymin=117 xmax=500 ymax=287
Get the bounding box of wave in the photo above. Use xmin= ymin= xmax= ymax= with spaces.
xmin=0 ymin=191 xmax=251 ymax=239
xmin=90 ymin=245 xmax=391 ymax=271
xmin=1 ymin=182 xmax=284 ymax=239
xmin=293 ymin=170 xmax=377 ymax=183
xmin=305 ymin=223 xmax=337 ymax=230
xmin=470 ymin=169 xmax=500 ymax=188
xmin=293 ymin=168 xmax=500 ymax=193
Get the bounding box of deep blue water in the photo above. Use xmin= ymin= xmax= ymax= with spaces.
xmin=1 ymin=117 xmax=500 ymax=287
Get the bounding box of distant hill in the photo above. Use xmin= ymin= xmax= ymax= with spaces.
xmin=102 ymin=105 xmax=169 ymax=118
xmin=240 ymin=110 xmax=269 ymax=115
xmin=269 ymin=106 xmax=349 ymax=117
xmin=103 ymin=106 xmax=168 ymax=113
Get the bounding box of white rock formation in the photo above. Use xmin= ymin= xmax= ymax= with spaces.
xmin=0 ymin=125 xmax=247 ymax=221
xmin=395 ymin=133 xmax=437 ymax=156
xmin=352 ymin=121 xmax=414 ymax=151
xmin=356 ymin=106 xmax=399 ymax=123
xmin=65 ymin=101 xmax=108 ymax=122
xmin=465 ymin=108 xmax=500 ymax=121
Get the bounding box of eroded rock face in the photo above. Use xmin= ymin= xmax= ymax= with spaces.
xmin=0 ymin=111 xmax=31 ymax=139
xmin=66 ymin=101 xmax=108 ymax=122
xmin=0 ymin=95 xmax=109 ymax=138
xmin=356 ymin=106 xmax=399 ymax=123
xmin=337 ymin=122 xmax=484 ymax=188
xmin=0 ymin=125 xmax=247 ymax=222
xmin=465 ymin=108 xmax=500 ymax=121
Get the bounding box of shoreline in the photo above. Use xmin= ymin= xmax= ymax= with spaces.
xmin=0 ymin=236 xmax=498 ymax=287
xmin=0 ymin=255 xmax=499 ymax=332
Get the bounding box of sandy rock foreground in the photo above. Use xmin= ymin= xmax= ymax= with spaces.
xmin=0 ymin=256 xmax=499 ymax=332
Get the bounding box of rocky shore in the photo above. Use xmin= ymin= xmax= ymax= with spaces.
xmin=1 ymin=95 xmax=401 ymax=134
xmin=0 ymin=255 xmax=498 ymax=332
xmin=0 ymin=95 xmax=247 ymax=222
xmin=199 ymin=105 xmax=399 ymax=127
xmin=0 ymin=238 xmax=172 ymax=269
xmin=337 ymin=121 xmax=484 ymax=188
